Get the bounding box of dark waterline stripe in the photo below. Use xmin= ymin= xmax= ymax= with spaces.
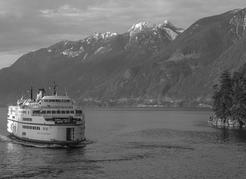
xmin=7 ymin=119 xmax=82 ymax=126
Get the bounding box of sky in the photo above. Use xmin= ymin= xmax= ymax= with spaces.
xmin=0 ymin=0 xmax=245 ymax=68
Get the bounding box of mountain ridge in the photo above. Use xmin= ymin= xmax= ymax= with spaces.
xmin=1 ymin=9 xmax=246 ymax=107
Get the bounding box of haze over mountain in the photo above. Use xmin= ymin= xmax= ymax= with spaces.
xmin=1 ymin=8 xmax=246 ymax=107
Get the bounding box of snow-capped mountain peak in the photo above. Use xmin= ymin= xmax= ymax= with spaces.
xmin=93 ymin=32 xmax=118 ymax=40
xmin=48 ymin=20 xmax=183 ymax=59
xmin=128 ymin=22 xmax=154 ymax=33
xmin=163 ymin=20 xmax=170 ymax=26
xmin=127 ymin=20 xmax=183 ymax=42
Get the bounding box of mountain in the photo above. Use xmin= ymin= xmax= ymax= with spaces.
xmin=0 ymin=20 xmax=181 ymax=106
xmin=163 ymin=8 xmax=246 ymax=104
xmin=0 ymin=8 xmax=246 ymax=107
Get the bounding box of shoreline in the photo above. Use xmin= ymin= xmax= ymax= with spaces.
xmin=208 ymin=115 xmax=245 ymax=129
xmin=83 ymin=106 xmax=212 ymax=111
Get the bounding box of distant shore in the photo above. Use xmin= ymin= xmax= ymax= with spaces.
xmin=83 ymin=106 xmax=212 ymax=111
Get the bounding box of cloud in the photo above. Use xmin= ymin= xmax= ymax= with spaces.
xmin=40 ymin=4 xmax=84 ymax=18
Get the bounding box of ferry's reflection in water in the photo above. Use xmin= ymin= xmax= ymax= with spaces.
xmin=2 ymin=141 xmax=104 ymax=178
xmin=6 ymin=143 xmax=22 ymax=169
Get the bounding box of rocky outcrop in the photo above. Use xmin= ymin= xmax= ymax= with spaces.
xmin=229 ymin=9 xmax=246 ymax=39
xmin=208 ymin=115 xmax=244 ymax=129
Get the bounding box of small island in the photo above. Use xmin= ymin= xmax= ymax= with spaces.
xmin=209 ymin=68 xmax=246 ymax=128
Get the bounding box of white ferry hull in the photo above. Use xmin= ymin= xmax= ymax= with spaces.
xmin=7 ymin=119 xmax=85 ymax=145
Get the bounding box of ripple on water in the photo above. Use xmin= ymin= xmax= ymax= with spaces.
xmin=122 ymin=127 xmax=246 ymax=145
xmin=127 ymin=142 xmax=194 ymax=151
xmin=0 ymin=167 xmax=64 ymax=179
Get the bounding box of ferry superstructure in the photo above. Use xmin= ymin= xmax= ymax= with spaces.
xmin=7 ymin=88 xmax=85 ymax=146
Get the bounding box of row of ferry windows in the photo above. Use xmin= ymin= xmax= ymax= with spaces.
xmin=22 ymin=125 xmax=40 ymax=130
xmin=32 ymin=110 xmax=82 ymax=115
xmin=43 ymin=99 xmax=71 ymax=103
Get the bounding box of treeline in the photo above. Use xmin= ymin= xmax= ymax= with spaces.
xmin=212 ymin=68 xmax=246 ymax=124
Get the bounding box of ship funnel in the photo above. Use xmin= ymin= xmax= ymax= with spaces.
xmin=30 ymin=87 xmax=33 ymax=100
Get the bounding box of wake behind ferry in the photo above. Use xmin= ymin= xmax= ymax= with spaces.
xmin=7 ymin=86 xmax=85 ymax=146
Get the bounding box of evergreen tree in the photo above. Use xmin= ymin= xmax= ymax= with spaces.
xmin=230 ymin=71 xmax=246 ymax=123
xmin=212 ymin=70 xmax=233 ymax=120
xmin=212 ymin=69 xmax=246 ymax=125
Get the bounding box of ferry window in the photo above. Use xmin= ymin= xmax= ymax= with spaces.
xmin=57 ymin=110 xmax=61 ymax=114
xmin=70 ymin=111 xmax=74 ymax=114
xmin=43 ymin=127 xmax=48 ymax=131
xmin=47 ymin=111 xmax=51 ymax=114
xmin=33 ymin=110 xmax=40 ymax=114
xmin=45 ymin=118 xmax=53 ymax=121
xmin=76 ymin=110 xmax=82 ymax=114
xmin=23 ymin=118 xmax=32 ymax=121
xmin=20 ymin=110 xmax=27 ymax=114
xmin=41 ymin=111 xmax=46 ymax=114
xmin=66 ymin=110 xmax=69 ymax=114
xmin=61 ymin=111 xmax=65 ymax=114
xmin=52 ymin=111 xmax=56 ymax=114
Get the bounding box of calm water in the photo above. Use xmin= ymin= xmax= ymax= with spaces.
xmin=1 ymin=108 xmax=246 ymax=179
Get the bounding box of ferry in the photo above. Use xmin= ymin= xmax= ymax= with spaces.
xmin=7 ymin=86 xmax=85 ymax=146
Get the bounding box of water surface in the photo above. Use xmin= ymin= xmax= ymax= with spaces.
xmin=1 ymin=108 xmax=246 ymax=178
